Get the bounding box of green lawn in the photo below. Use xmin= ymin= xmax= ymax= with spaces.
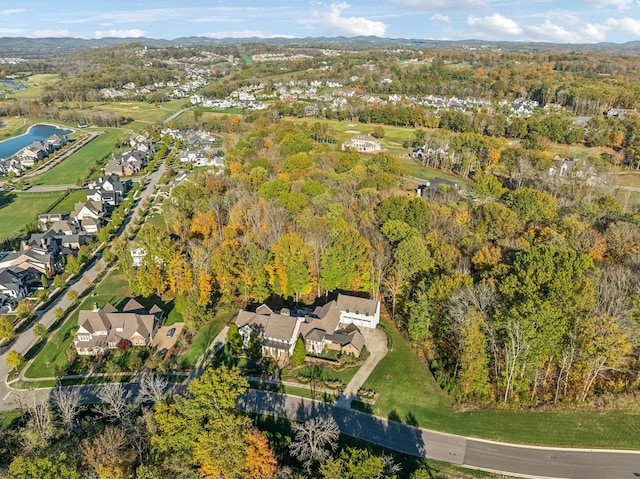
xmin=358 ymin=319 xmax=640 ymax=448
xmin=0 ymin=191 xmax=67 ymax=242
xmin=49 ymin=189 xmax=87 ymax=214
xmin=31 ymin=129 xmax=128 ymax=186
xmin=178 ymin=309 xmax=232 ymax=368
xmin=8 ymin=74 xmax=60 ymax=100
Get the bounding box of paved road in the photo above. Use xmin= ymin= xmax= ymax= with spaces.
xmin=239 ymin=390 xmax=640 ymax=479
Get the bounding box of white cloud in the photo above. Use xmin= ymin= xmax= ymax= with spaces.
xmin=307 ymin=2 xmax=387 ymax=37
xmin=32 ymin=29 xmax=74 ymax=38
xmin=0 ymin=9 xmax=26 ymax=15
xmin=431 ymin=13 xmax=450 ymax=22
xmin=525 ymin=19 xmax=606 ymax=43
xmin=94 ymin=29 xmax=146 ymax=39
xmin=603 ymin=16 xmax=640 ymax=35
xmin=467 ymin=13 xmax=523 ymax=35
xmin=200 ymin=30 xmax=295 ymax=39
xmin=0 ymin=27 xmax=25 ymax=34
xmin=394 ymin=0 xmax=489 ymax=11
xmin=586 ymin=0 xmax=632 ymax=7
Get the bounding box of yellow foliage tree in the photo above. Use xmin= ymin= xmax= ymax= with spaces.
xmin=244 ymin=429 xmax=277 ymax=479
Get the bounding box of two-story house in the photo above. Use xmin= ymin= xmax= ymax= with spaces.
xmin=73 ymin=299 xmax=163 ymax=356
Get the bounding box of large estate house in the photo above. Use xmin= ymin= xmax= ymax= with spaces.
xmin=73 ymin=299 xmax=163 ymax=356
xmin=341 ymin=134 xmax=381 ymax=153
xmin=235 ymin=293 xmax=379 ymax=361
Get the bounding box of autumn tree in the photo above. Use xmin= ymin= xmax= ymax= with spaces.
xmin=266 ymin=232 xmax=312 ymax=301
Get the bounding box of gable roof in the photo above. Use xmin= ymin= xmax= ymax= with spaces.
xmin=263 ymin=313 xmax=299 ymax=342
xmin=336 ymin=293 xmax=378 ymax=316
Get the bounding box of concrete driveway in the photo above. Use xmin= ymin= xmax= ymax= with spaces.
xmin=150 ymin=322 xmax=185 ymax=351
xmin=336 ymin=326 xmax=388 ymax=408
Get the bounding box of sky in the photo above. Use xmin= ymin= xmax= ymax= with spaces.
xmin=1 ymin=1 xmax=640 ymax=44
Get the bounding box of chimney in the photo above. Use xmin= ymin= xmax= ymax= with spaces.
xmin=92 ymin=302 xmax=99 ymax=312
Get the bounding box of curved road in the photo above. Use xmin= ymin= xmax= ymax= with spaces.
xmin=239 ymin=390 xmax=640 ymax=479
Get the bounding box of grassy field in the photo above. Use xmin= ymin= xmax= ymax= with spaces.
xmin=0 ymin=191 xmax=67 ymax=242
xmin=8 ymin=74 xmax=61 ymax=100
xmin=30 ymin=129 xmax=128 ymax=186
xmin=358 ymin=319 xmax=640 ymax=449
xmin=51 ymin=189 xmax=87 ymax=214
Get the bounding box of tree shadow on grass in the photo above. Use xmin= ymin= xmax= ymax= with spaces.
xmin=0 ymin=191 xmax=16 ymax=211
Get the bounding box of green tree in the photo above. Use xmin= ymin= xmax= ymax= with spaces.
xmin=15 ymin=300 xmax=35 ymax=321
xmin=6 ymin=453 xmax=79 ymax=479
xmin=227 ymin=324 xmax=243 ymax=355
xmin=456 ymin=309 xmax=491 ymax=400
xmin=319 ymin=448 xmax=388 ymax=479
xmin=151 ymin=366 xmax=251 ymax=479
xmin=6 ymin=350 xmax=24 ymax=371
xmin=33 ymin=323 xmax=47 ymax=340
xmin=320 ymin=228 xmax=371 ymax=293
xmin=0 ymin=316 xmax=14 ymax=339
xmin=505 ymin=187 xmax=557 ymax=224
xmin=292 ymin=338 xmax=306 ymax=365
xmin=66 ymin=290 xmax=79 ymax=304
xmin=266 ymin=233 xmax=312 ymax=301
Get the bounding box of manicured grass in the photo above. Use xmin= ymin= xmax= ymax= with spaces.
xmin=49 ymin=189 xmax=87 ymax=214
xmin=0 ymin=191 xmax=67 ymax=241
xmin=9 ymin=74 xmax=60 ymax=100
xmin=31 ymin=129 xmax=128 ymax=186
xmin=359 ymin=319 xmax=640 ymax=448
xmin=178 ymin=309 xmax=232 ymax=368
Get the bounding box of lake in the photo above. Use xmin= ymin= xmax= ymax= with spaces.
xmin=0 ymin=124 xmax=72 ymax=160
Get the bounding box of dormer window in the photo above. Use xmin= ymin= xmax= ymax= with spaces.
xmin=116 ymin=327 xmax=124 ymax=332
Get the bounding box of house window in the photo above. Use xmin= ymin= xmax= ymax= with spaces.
xmin=78 ymin=335 xmax=91 ymax=342
xmin=116 ymin=328 xmax=124 ymax=332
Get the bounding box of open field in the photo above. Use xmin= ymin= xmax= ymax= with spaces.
xmin=0 ymin=117 xmax=38 ymax=139
xmin=52 ymin=189 xmax=87 ymax=213
xmin=8 ymin=74 xmax=61 ymax=100
xmin=30 ymin=129 xmax=127 ymax=185
xmin=358 ymin=319 xmax=640 ymax=449
xmin=0 ymin=191 xmax=67 ymax=242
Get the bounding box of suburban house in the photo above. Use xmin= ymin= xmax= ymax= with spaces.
xmin=0 ymin=246 xmax=56 ymax=277
xmin=73 ymin=299 xmax=164 ymax=356
xmin=0 ymin=269 xmax=27 ymax=305
xmin=179 ymin=150 xmax=224 ymax=168
xmin=341 ymin=134 xmax=381 ymax=153
xmin=45 ymin=133 xmax=68 ymax=151
xmin=86 ymin=174 xmax=127 ymax=207
xmin=105 ymin=150 xmax=146 ymax=176
xmin=235 ymin=294 xmax=378 ymax=361
xmin=71 ymin=200 xmax=105 ymax=232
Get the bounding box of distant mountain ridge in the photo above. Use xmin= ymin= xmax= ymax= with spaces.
xmin=1 ymin=35 xmax=639 ymax=57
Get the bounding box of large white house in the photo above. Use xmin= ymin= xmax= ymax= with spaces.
xmin=341 ymin=134 xmax=381 ymax=153
xmin=235 ymin=294 xmax=379 ymax=361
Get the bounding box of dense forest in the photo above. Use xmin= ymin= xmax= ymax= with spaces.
xmin=109 ymin=113 xmax=640 ymax=406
